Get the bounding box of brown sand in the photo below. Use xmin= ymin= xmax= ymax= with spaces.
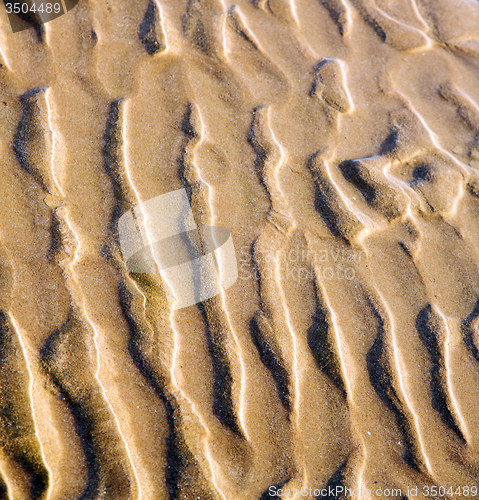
xmin=1 ymin=0 xmax=479 ymax=499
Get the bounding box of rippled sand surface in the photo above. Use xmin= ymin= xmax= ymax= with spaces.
xmin=2 ymin=0 xmax=479 ymax=499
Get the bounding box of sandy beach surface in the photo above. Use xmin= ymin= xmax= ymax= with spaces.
xmin=1 ymin=0 xmax=479 ymax=499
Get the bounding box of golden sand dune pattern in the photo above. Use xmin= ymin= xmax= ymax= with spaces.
xmin=1 ymin=0 xmax=479 ymax=498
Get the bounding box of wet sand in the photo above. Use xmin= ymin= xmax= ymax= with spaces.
xmin=1 ymin=0 xmax=479 ymax=499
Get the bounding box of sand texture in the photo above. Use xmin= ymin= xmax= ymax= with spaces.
xmin=1 ymin=0 xmax=479 ymax=499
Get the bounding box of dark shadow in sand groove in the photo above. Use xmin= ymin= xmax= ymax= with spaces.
xmin=250 ymin=238 xmax=262 ymax=298
xmin=0 ymin=312 xmax=49 ymax=500
xmin=463 ymin=296 xmax=479 ymax=365
xmin=316 ymin=459 xmax=348 ymax=500
xmin=228 ymin=6 xmax=259 ymax=49
xmin=338 ymin=160 xmax=376 ymax=204
xmin=177 ymin=105 xmax=209 ymax=301
xmin=310 ymin=174 xmax=348 ymax=242
xmin=197 ymin=301 xmax=244 ymax=437
xmin=118 ymin=281 xmax=183 ymax=499
xmin=41 ymin=316 xmax=133 ymax=499
xmin=40 ymin=316 xmax=101 ymax=500
xmin=176 ymin=105 xmax=242 ymax=436
xmin=179 ymin=106 xmax=238 ymax=436
xmin=182 ymin=0 xmax=211 ymax=55
xmin=360 ymin=12 xmax=387 ymax=42
xmin=118 ymin=281 xmax=215 ymax=500
xmin=177 ymin=103 xmax=196 ymax=192
xmin=139 ymin=0 xmax=165 ymax=55
xmin=416 ymin=305 xmax=465 ymax=442
xmin=47 ymin=390 xmax=98 ymax=500
xmin=181 ymin=103 xmax=196 ymax=141
xmin=103 ymin=99 xmax=128 ymax=241
xmin=319 ymin=0 xmax=346 ymax=36
xmin=379 ymin=128 xmax=399 ymax=155
xmin=0 ymin=477 xmax=7 ymax=500
xmin=17 ymin=459 xmax=47 ymax=500
xmin=105 ymin=98 xmax=207 ymax=499
xmin=365 ymin=299 xmax=420 ymax=469
xmin=309 ymin=60 xmax=332 ymax=99
xmin=47 ymin=208 xmax=62 ymax=263
xmin=13 ymin=88 xmax=49 ymax=193
xmin=398 ymin=241 xmax=412 ymax=259
xmin=249 ymin=314 xmax=291 ymax=412
xmin=247 ymin=107 xmax=272 ymax=198
xmin=250 ymin=238 xmax=292 ymax=412
xmin=307 ymin=304 xmax=346 ymax=399
xmin=411 ymin=165 xmax=432 ymax=185
xmin=467 ymin=182 xmax=479 ymax=198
